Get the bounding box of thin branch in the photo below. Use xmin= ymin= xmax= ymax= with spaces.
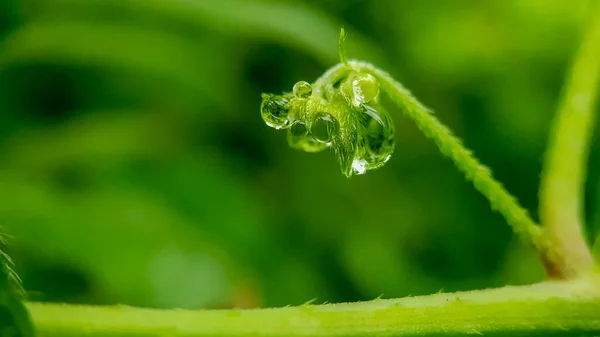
xmin=314 ymin=61 xmax=549 ymax=258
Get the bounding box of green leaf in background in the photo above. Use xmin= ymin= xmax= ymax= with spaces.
xmin=0 ymin=110 xmax=255 ymax=309
xmin=593 ymin=179 xmax=600 ymax=263
xmin=0 ymin=20 xmax=237 ymax=114
xmin=16 ymin=0 xmax=387 ymax=67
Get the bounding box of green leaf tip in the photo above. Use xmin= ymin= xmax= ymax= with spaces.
xmin=0 ymin=230 xmax=35 ymax=337
xmin=339 ymin=27 xmax=349 ymax=67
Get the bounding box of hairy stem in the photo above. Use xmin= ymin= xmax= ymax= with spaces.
xmin=1 ymin=230 xmax=35 ymax=337
xmin=538 ymin=3 xmax=600 ymax=279
xmin=315 ymin=61 xmax=549 ymax=261
xmin=27 ymin=279 xmax=600 ymax=336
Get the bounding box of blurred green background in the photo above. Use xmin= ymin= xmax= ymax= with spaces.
xmin=1 ymin=0 xmax=600 ymax=310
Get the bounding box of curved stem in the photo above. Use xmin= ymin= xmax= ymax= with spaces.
xmin=538 ymin=3 xmax=600 ymax=279
xmin=27 ymin=279 xmax=600 ymax=336
xmin=315 ymin=61 xmax=549 ymax=261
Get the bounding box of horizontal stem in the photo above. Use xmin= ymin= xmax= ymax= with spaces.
xmin=28 ymin=279 xmax=600 ymax=336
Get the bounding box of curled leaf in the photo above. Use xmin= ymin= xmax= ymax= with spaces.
xmin=260 ymin=71 xmax=395 ymax=177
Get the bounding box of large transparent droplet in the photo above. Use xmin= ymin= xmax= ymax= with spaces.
xmin=261 ymin=94 xmax=290 ymax=129
xmin=310 ymin=113 xmax=339 ymax=145
xmin=352 ymin=73 xmax=379 ymax=106
xmin=290 ymin=120 xmax=308 ymax=136
xmin=331 ymin=105 xmax=361 ymax=177
xmin=292 ymin=81 xmax=312 ymax=98
xmin=339 ymin=136 xmax=369 ymax=177
xmin=341 ymin=72 xmax=380 ymax=108
xmin=358 ymin=104 xmax=395 ymax=169
xmin=287 ymin=121 xmax=328 ymax=152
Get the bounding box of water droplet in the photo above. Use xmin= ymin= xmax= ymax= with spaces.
xmin=352 ymin=73 xmax=379 ymax=106
xmin=292 ymin=81 xmax=312 ymax=98
xmin=338 ymin=104 xmax=395 ymax=177
xmin=260 ymin=94 xmax=290 ymax=129
xmin=310 ymin=113 xmax=339 ymax=144
xmin=288 ymin=133 xmax=329 ymax=153
xmin=334 ymin=141 xmax=358 ymax=177
xmin=358 ymin=104 xmax=395 ymax=169
xmin=288 ymin=121 xmax=328 ymax=153
xmin=290 ymin=120 xmax=308 ymax=136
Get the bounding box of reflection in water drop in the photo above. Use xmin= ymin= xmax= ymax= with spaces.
xmin=311 ymin=113 xmax=339 ymax=144
xmin=339 ymin=104 xmax=395 ymax=177
xmin=290 ymin=121 xmax=308 ymax=137
xmin=359 ymin=104 xmax=395 ymax=169
xmin=287 ymin=121 xmax=328 ymax=153
xmin=341 ymin=72 xmax=380 ymax=108
xmin=260 ymin=94 xmax=290 ymax=129
xmin=351 ymin=73 xmax=379 ymax=106
xmin=292 ymin=81 xmax=312 ymax=98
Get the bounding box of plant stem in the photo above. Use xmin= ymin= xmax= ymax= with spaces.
xmin=315 ymin=61 xmax=549 ymax=259
xmin=538 ymin=3 xmax=600 ymax=279
xmin=27 ymin=279 xmax=600 ymax=336
xmin=1 ymin=231 xmax=35 ymax=337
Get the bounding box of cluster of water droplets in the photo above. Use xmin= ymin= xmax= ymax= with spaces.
xmin=260 ymin=71 xmax=395 ymax=177
xmin=260 ymin=81 xmax=340 ymax=153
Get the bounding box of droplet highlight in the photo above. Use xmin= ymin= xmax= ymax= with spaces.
xmin=351 ymin=157 xmax=368 ymax=175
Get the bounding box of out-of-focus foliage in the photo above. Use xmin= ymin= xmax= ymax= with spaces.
xmin=0 ymin=0 xmax=599 ymax=309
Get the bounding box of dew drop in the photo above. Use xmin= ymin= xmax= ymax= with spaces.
xmin=352 ymin=73 xmax=379 ymax=106
xmin=359 ymin=104 xmax=395 ymax=169
xmin=292 ymin=81 xmax=313 ymax=98
xmin=260 ymin=94 xmax=290 ymax=129
xmin=288 ymin=121 xmax=328 ymax=153
xmin=290 ymin=120 xmax=308 ymax=136
xmin=310 ymin=113 xmax=339 ymax=144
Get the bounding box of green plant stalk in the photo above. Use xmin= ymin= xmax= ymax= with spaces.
xmin=539 ymin=3 xmax=600 ymax=279
xmin=26 ymin=279 xmax=600 ymax=336
xmin=315 ymin=61 xmax=548 ymax=259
